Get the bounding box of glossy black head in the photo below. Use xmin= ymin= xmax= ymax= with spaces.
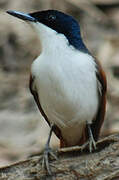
xmin=30 ymin=10 xmax=79 ymax=37
xmin=29 ymin=10 xmax=88 ymax=52
xmin=7 ymin=10 xmax=88 ymax=53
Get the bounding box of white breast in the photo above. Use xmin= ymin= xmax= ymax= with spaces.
xmin=31 ymin=28 xmax=99 ymax=145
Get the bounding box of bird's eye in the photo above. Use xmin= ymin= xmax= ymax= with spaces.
xmin=48 ymin=15 xmax=56 ymax=21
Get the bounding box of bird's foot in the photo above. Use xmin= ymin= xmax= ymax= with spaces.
xmin=89 ymin=135 xmax=97 ymax=152
xmin=42 ymin=146 xmax=58 ymax=175
xmin=80 ymin=123 xmax=97 ymax=152
xmin=81 ymin=136 xmax=97 ymax=153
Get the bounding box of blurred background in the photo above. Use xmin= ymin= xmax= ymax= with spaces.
xmin=0 ymin=0 xmax=119 ymax=167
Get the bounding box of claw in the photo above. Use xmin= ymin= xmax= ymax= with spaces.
xmin=41 ymin=124 xmax=58 ymax=175
xmin=81 ymin=123 xmax=97 ymax=152
xmin=42 ymin=146 xmax=57 ymax=175
xmin=80 ymin=138 xmax=96 ymax=152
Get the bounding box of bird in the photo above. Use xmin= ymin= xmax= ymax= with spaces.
xmin=7 ymin=9 xmax=107 ymax=174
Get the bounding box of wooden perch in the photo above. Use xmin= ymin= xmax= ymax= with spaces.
xmin=0 ymin=134 xmax=119 ymax=180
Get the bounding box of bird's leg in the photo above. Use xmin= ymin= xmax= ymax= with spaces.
xmin=87 ymin=123 xmax=96 ymax=152
xmin=42 ymin=124 xmax=58 ymax=175
xmin=81 ymin=123 xmax=96 ymax=152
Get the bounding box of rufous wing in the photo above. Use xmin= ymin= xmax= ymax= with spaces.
xmin=91 ymin=60 xmax=107 ymax=141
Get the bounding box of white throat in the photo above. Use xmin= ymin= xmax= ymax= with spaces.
xmin=32 ymin=22 xmax=72 ymax=54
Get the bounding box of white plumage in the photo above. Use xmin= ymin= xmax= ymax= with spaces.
xmin=31 ymin=22 xmax=99 ymax=145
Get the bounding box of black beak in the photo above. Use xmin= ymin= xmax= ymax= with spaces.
xmin=7 ymin=10 xmax=37 ymax=22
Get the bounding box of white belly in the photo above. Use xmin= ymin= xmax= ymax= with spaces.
xmin=31 ymin=51 xmax=99 ymax=145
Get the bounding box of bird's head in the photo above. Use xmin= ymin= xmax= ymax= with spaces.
xmin=7 ymin=10 xmax=88 ymax=52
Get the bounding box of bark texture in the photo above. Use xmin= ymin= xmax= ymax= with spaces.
xmin=0 ymin=134 xmax=119 ymax=180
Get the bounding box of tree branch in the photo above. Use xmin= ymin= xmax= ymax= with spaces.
xmin=0 ymin=134 xmax=119 ymax=180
